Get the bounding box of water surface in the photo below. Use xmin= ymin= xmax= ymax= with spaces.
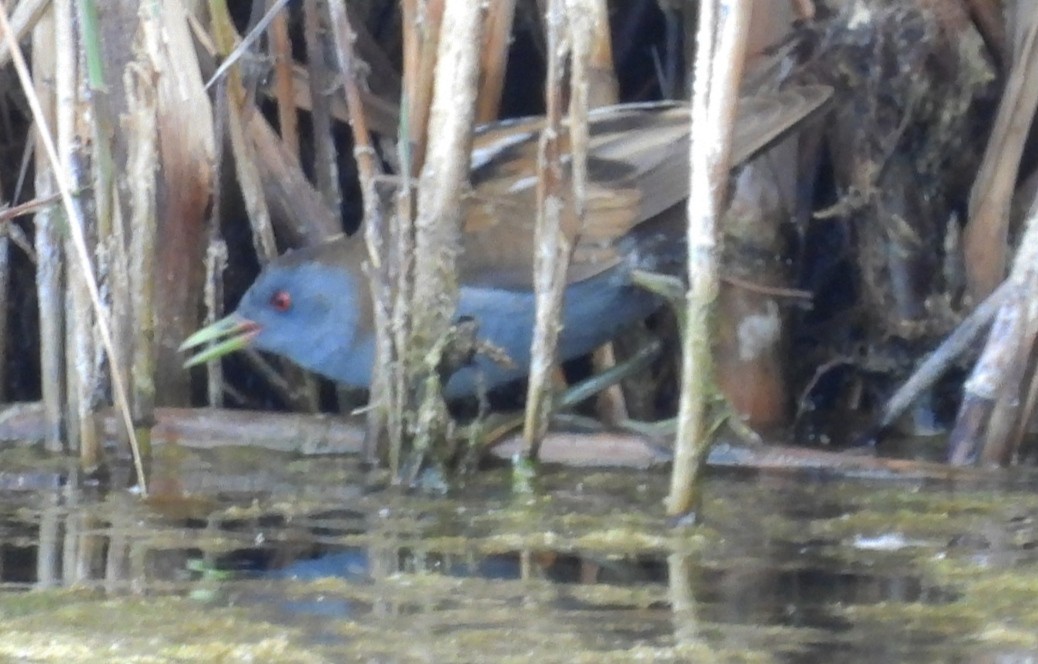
xmin=0 ymin=443 xmax=1036 ymax=662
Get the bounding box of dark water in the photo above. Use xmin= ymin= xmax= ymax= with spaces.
xmin=1 ymin=443 xmax=1037 ymax=662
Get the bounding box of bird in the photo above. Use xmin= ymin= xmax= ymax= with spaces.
xmin=181 ymin=86 xmax=832 ymax=398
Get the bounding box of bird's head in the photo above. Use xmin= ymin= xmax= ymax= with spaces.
xmin=180 ymin=236 xmax=374 ymax=387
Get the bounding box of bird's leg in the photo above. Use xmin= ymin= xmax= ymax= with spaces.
xmin=457 ymin=372 xmax=492 ymax=476
xmin=464 ymin=339 xmax=664 ymax=452
xmin=460 ymin=267 xmax=766 ymax=462
xmin=629 ymin=269 xmax=763 ymax=448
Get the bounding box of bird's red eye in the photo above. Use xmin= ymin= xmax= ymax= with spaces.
xmin=270 ymin=290 xmax=292 ymax=312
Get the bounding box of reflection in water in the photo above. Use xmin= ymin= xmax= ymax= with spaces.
xmin=0 ymin=447 xmax=1036 ymax=660
xmin=668 ymin=553 xmax=698 ymax=647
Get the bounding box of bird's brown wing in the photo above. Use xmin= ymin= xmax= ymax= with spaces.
xmin=459 ymin=86 xmax=832 ymax=290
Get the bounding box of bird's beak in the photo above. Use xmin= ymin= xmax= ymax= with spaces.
xmin=179 ymin=315 xmax=261 ymax=368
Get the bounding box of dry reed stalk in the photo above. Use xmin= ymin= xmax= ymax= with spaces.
xmin=522 ymin=0 xmax=568 ymax=461
xmin=242 ymin=110 xmax=342 ymax=244
xmin=210 ymin=4 xmax=277 ymax=263
xmin=251 ymin=0 xmax=323 ymax=412
xmin=56 ymin=0 xmax=101 ymax=467
xmin=402 ymin=0 xmax=445 ymax=172
xmin=210 ymin=8 xmax=320 ymax=422
xmin=142 ymin=2 xmax=215 ymax=410
xmin=947 ymin=292 xmax=1026 ymax=465
xmin=303 ymin=0 xmax=343 ymax=212
xmin=980 ymin=328 xmax=1036 ymax=464
xmin=203 ymin=241 xmax=228 ymax=408
xmin=523 ymin=0 xmax=601 ymax=459
xmin=389 ymin=26 xmax=420 ymax=474
xmin=964 ymin=8 xmax=1038 ymax=301
xmin=223 ymin=111 xmax=281 ymax=349
xmin=949 ymin=187 xmax=1038 ymax=465
xmin=195 ymin=5 xmax=345 ymax=238
xmin=82 ymin=1 xmax=128 ymax=447
xmin=30 ymin=6 xmax=64 ymax=452
xmin=326 ymin=0 xmax=392 ymax=465
xmin=476 ymin=0 xmax=517 ymax=123
xmin=2 ymin=0 xmax=146 ymax=490
xmin=592 ymin=344 xmax=629 ymax=423
xmin=92 ymin=1 xmax=213 ymax=418
xmin=126 ymin=11 xmax=163 ymax=426
xmin=0 ymin=0 xmax=48 ymax=67
xmin=873 ymin=281 xmax=1008 ymax=436
xmin=576 ymin=0 xmax=627 ymax=426
xmin=405 ymin=0 xmax=484 ymax=476
xmin=1011 ymin=343 xmax=1038 ymax=457
xmin=0 ymin=216 xmax=7 ymax=403
xmin=200 ymin=3 xmax=347 ymax=413
xmin=388 ymin=187 xmax=413 ymax=475
xmin=667 ymin=554 xmax=697 ymax=644
xmin=269 ymin=8 xmax=300 ymax=159
xmin=712 ymin=0 xmax=801 ymax=430
xmin=199 ymin=20 xmax=401 ymax=136
xmin=583 ymin=0 xmax=618 ymax=107
xmin=668 ymin=0 xmax=751 ymax=518
xmin=204 ymin=0 xmax=290 ymax=90
xmin=326 ymin=0 xmax=385 ymax=247
xmin=393 ymin=0 xmax=473 ymax=472
xmin=37 ymin=492 xmax=59 ymax=587
xmin=202 ymin=80 xmax=229 ymax=410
